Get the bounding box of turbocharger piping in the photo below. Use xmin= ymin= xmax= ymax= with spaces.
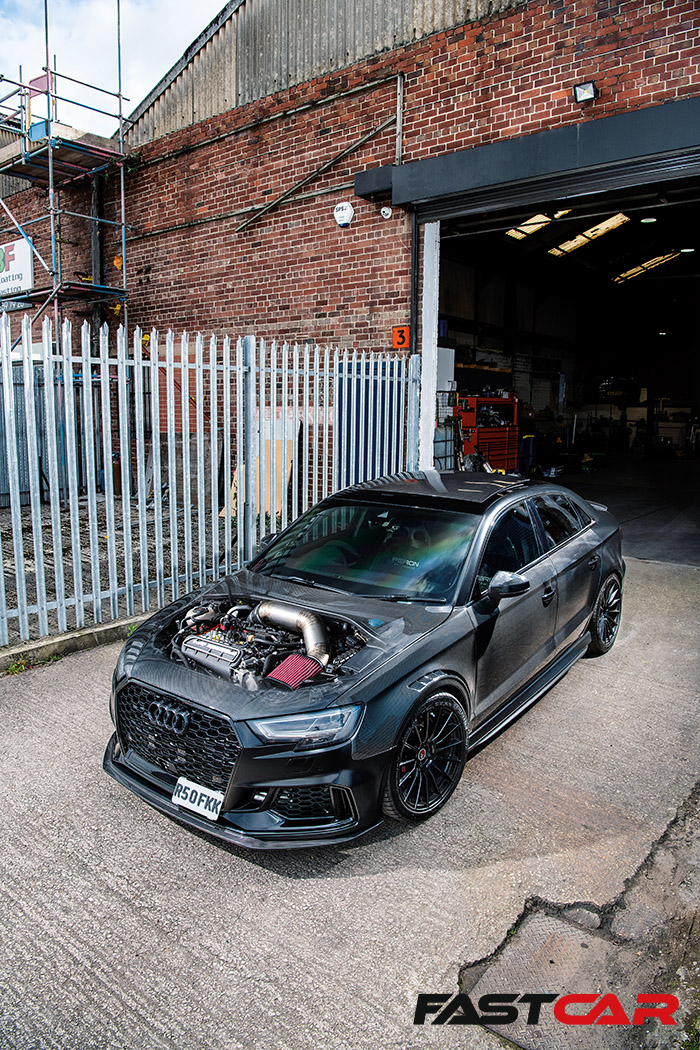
xmin=255 ymin=601 xmax=331 ymax=666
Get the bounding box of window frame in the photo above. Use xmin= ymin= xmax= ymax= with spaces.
xmin=470 ymin=498 xmax=546 ymax=600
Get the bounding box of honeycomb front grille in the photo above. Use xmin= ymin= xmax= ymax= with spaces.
xmin=116 ymin=683 xmax=240 ymax=791
xmin=272 ymin=786 xmax=335 ymax=819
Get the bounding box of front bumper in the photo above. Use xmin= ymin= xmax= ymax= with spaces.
xmin=103 ymin=718 xmax=386 ymax=850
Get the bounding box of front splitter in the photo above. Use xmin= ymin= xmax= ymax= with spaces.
xmin=103 ymin=734 xmax=382 ymax=850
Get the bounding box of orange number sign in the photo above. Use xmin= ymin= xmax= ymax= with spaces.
xmin=392 ymin=325 xmax=410 ymax=349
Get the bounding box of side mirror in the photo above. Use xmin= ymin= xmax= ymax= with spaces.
xmin=487 ymin=570 xmax=530 ymax=602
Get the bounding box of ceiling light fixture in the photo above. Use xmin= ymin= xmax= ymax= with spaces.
xmin=505 ymin=214 xmax=553 ymax=240
xmin=549 ymin=212 xmax=630 ymax=257
xmin=504 ymin=210 xmax=571 ymax=240
xmin=680 ymin=247 xmax=695 ymax=253
xmin=640 ymin=217 xmax=657 ymax=224
xmin=613 ymin=251 xmax=681 ymax=284
xmin=573 ymin=81 xmax=598 ymax=103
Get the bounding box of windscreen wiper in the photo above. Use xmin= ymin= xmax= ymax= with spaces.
xmin=353 ymin=593 xmax=448 ymax=604
xmin=264 ymin=573 xmax=348 ymax=594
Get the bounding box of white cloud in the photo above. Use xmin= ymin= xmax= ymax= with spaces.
xmin=0 ymin=0 xmax=227 ymax=136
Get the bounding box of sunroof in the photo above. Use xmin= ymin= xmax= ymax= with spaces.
xmin=549 ymin=212 xmax=630 ymax=256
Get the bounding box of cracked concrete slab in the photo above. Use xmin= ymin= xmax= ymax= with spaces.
xmin=467 ymin=911 xmax=644 ymax=1050
xmin=459 ymin=784 xmax=700 ymax=1049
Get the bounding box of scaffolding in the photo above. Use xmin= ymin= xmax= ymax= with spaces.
xmin=0 ymin=0 xmax=129 ymax=339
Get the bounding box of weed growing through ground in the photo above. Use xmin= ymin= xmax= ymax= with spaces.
xmin=686 ymin=1016 xmax=700 ymax=1050
xmin=3 ymin=652 xmax=62 ymax=676
xmin=5 ymin=658 xmax=29 ymax=675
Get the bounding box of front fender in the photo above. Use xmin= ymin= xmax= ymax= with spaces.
xmin=352 ymin=668 xmax=471 ymax=760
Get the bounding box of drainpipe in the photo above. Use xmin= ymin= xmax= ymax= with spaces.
xmin=409 ymin=210 xmax=419 ymax=354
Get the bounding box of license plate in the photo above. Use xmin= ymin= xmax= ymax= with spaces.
xmin=172 ymin=777 xmax=224 ymax=821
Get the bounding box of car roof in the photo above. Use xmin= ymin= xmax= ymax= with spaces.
xmin=336 ymin=470 xmax=532 ymax=513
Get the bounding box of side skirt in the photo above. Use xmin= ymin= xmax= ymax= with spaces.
xmin=469 ymin=632 xmax=591 ymax=751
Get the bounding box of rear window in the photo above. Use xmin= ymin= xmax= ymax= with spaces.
xmin=569 ymin=496 xmax=593 ymax=528
xmin=532 ymin=493 xmax=583 ymax=549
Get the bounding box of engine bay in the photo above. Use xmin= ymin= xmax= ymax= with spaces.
xmin=170 ymin=599 xmax=366 ymax=690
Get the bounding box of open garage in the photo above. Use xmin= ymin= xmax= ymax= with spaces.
xmin=437 ymin=178 xmax=700 ymax=471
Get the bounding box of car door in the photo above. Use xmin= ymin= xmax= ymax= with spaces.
xmin=470 ymin=500 xmax=558 ymax=723
xmin=529 ymin=492 xmax=602 ymax=654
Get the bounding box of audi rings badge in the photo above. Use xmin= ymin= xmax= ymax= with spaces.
xmin=147 ymin=701 xmax=190 ymax=735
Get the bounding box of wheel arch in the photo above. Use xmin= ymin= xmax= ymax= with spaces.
xmin=352 ymin=668 xmax=472 ymax=762
xmin=405 ymin=670 xmax=472 ymax=720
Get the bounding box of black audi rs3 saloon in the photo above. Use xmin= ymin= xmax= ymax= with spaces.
xmin=104 ymin=471 xmax=624 ymax=849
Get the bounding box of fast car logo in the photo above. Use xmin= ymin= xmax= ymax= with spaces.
xmin=413 ymin=992 xmax=680 ymax=1027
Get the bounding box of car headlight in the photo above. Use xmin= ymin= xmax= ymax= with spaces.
xmin=248 ymin=704 xmax=363 ymax=750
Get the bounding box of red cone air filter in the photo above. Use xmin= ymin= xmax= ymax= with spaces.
xmin=266 ymin=654 xmax=324 ymax=689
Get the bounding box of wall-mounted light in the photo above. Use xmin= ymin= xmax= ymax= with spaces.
xmin=573 ymin=81 xmax=598 ymax=103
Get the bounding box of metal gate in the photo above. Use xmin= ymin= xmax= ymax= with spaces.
xmin=0 ymin=313 xmax=420 ymax=645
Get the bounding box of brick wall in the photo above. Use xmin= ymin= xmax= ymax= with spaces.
xmin=5 ymin=0 xmax=700 ymax=349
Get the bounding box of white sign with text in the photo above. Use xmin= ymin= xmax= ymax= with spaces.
xmin=0 ymin=238 xmax=35 ymax=301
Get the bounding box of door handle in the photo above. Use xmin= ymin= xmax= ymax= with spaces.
xmin=588 ymin=555 xmax=600 ymax=570
xmin=542 ymin=585 xmax=556 ymax=607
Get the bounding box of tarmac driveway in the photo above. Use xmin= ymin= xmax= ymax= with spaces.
xmin=1 ymin=554 xmax=699 ymax=1050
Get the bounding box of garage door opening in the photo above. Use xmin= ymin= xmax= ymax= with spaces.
xmin=433 ymin=178 xmax=700 ymax=478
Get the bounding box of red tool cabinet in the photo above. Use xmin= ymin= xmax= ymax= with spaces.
xmin=459 ymin=393 xmax=519 ymax=472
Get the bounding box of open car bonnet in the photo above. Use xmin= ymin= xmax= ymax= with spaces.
xmin=119 ymin=569 xmax=455 ymax=721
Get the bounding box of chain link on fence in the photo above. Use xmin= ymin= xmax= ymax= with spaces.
xmin=0 ymin=314 xmax=421 ymax=645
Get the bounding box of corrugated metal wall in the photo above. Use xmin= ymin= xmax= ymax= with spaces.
xmin=126 ymin=0 xmax=521 ymax=146
xmin=132 ymin=14 xmax=238 ymax=146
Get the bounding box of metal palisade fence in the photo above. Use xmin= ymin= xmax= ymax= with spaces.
xmin=0 ymin=313 xmax=420 ymax=645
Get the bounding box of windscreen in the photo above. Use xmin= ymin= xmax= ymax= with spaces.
xmin=251 ymin=500 xmax=479 ymax=602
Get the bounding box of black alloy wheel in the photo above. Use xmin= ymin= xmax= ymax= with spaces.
xmin=587 ymin=573 xmax=623 ymax=655
xmin=383 ymin=692 xmax=469 ymax=822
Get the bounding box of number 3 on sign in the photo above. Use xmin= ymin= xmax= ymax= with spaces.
xmin=392 ymin=325 xmax=410 ymax=349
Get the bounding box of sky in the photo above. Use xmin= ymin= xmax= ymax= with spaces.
xmin=0 ymin=0 xmax=228 ymax=136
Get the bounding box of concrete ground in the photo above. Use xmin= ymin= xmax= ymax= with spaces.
xmin=565 ymin=451 xmax=700 ymax=568
xmin=0 ymin=453 xmax=698 ymax=1050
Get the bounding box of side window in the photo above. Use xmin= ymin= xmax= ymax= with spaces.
xmin=532 ymin=493 xmax=580 ymax=550
xmin=475 ymin=502 xmax=540 ymax=594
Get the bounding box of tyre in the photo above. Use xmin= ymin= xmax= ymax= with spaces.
xmin=382 ymin=691 xmax=469 ymax=822
xmin=587 ymin=573 xmax=623 ymax=655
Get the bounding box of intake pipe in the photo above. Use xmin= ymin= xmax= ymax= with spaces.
xmin=255 ymin=601 xmax=331 ymax=666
